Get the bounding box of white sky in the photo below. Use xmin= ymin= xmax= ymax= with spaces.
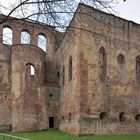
xmin=0 ymin=0 xmax=140 ymax=24
xmin=114 ymin=0 xmax=140 ymax=24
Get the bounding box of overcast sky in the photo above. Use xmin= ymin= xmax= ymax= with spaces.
xmin=0 ymin=0 xmax=140 ymax=24
xmin=114 ymin=0 xmax=140 ymax=24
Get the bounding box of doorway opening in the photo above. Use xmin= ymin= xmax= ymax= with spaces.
xmin=49 ymin=117 xmax=54 ymax=128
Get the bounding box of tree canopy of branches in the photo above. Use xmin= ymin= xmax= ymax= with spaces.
xmin=0 ymin=0 xmax=120 ymax=30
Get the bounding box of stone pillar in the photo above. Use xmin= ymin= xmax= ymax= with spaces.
xmin=12 ymin=23 xmax=21 ymax=45
xmin=30 ymin=31 xmax=38 ymax=46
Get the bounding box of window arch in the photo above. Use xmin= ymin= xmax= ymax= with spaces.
xmin=100 ymin=112 xmax=108 ymax=121
xmin=136 ymin=56 xmax=140 ymax=82
xmin=3 ymin=26 xmax=12 ymax=45
xmin=57 ymin=70 xmax=60 ymax=82
xmin=21 ymin=30 xmax=30 ymax=44
xmin=68 ymin=113 xmax=72 ymax=121
xmin=99 ymin=47 xmax=106 ymax=81
xmin=25 ymin=64 xmax=35 ymax=88
xmin=38 ymin=34 xmax=46 ymax=52
xmin=69 ymin=56 xmax=72 ymax=81
xmin=49 ymin=93 xmax=54 ymax=99
xmin=25 ymin=64 xmax=35 ymax=75
xmin=62 ymin=65 xmax=65 ymax=86
xmin=119 ymin=112 xmax=126 ymax=122
xmin=135 ymin=114 xmax=140 ymax=122
xmin=117 ymin=54 xmax=125 ymax=64
xmin=31 ymin=65 xmax=35 ymax=75
xmin=61 ymin=116 xmax=64 ymax=121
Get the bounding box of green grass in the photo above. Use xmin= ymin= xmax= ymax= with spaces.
xmin=2 ymin=130 xmax=140 ymax=140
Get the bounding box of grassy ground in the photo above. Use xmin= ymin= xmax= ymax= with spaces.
xmin=1 ymin=130 xmax=140 ymax=140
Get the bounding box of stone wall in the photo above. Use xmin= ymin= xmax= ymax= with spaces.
xmin=77 ymin=4 xmax=140 ymax=135
xmin=44 ymin=85 xmax=61 ymax=128
xmin=11 ymin=44 xmax=46 ymax=131
xmin=80 ymin=117 xmax=140 ymax=135
xmin=1 ymin=3 xmax=140 ymax=135
xmin=55 ymin=11 xmax=83 ymax=134
xmin=0 ymin=42 xmax=12 ymax=131
xmin=0 ymin=17 xmax=59 ymax=132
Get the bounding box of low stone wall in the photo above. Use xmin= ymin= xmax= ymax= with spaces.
xmin=79 ymin=117 xmax=140 ymax=135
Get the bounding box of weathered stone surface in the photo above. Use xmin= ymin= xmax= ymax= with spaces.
xmin=0 ymin=3 xmax=140 ymax=136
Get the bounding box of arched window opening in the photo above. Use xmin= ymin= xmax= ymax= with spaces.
xmin=100 ymin=112 xmax=108 ymax=121
xmin=25 ymin=64 xmax=35 ymax=76
xmin=136 ymin=56 xmax=140 ymax=82
xmin=119 ymin=112 xmax=126 ymax=122
xmin=68 ymin=113 xmax=72 ymax=121
xmin=49 ymin=93 xmax=54 ymax=99
xmin=3 ymin=26 xmax=12 ymax=45
xmin=61 ymin=116 xmax=64 ymax=121
xmin=118 ymin=54 xmax=125 ymax=64
xmin=31 ymin=65 xmax=35 ymax=75
xmin=57 ymin=71 xmax=60 ymax=81
xmin=25 ymin=64 xmax=36 ymax=88
xmin=62 ymin=65 xmax=65 ymax=86
xmin=69 ymin=56 xmax=72 ymax=81
xmin=38 ymin=34 xmax=46 ymax=52
xmin=99 ymin=47 xmax=106 ymax=81
xmin=135 ymin=114 xmax=140 ymax=122
xmin=21 ymin=30 xmax=30 ymax=44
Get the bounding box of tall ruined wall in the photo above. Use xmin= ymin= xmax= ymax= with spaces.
xmin=55 ymin=11 xmax=83 ymax=135
xmin=77 ymin=4 xmax=140 ymax=135
xmin=11 ymin=45 xmax=46 ymax=131
xmin=0 ymin=16 xmax=60 ymax=132
xmin=0 ymin=15 xmax=59 ymax=83
xmin=0 ymin=43 xmax=12 ymax=131
xmin=0 ymin=16 xmax=56 ymax=60
xmin=42 ymin=86 xmax=61 ymax=128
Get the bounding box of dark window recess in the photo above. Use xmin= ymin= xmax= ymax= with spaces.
xmin=136 ymin=56 xmax=140 ymax=82
xmin=49 ymin=94 xmax=54 ymax=99
xmin=100 ymin=112 xmax=108 ymax=121
xmin=62 ymin=116 xmax=64 ymax=121
xmin=119 ymin=112 xmax=126 ymax=122
xmin=49 ymin=117 xmax=54 ymax=128
xmin=57 ymin=71 xmax=60 ymax=81
xmin=135 ymin=114 xmax=140 ymax=122
xmin=62 ymin=65 xmax=65 ymax=86
xmin=68 ymin=113 xmax=72 ymax=121
xmin=99 ymin=47 xmax=106 ymax=81
xmin=69 ymin=56 xmax=72 ymax=81
xmin=118 ymin=54 xmax=125 ymax=64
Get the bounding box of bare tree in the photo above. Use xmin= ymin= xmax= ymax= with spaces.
xmin=0 ymin=0 xmax=119 ymax=30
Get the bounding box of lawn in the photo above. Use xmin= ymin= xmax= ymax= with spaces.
xmin=1 ymin=130 xmax=140 ymax=140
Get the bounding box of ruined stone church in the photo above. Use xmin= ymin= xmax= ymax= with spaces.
xmin=0 ymin=3 xmax=140 ymax=135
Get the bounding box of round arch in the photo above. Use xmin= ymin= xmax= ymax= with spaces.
xmin=21 ymin=29 xmax=30 ymax=44
xmin=38 ymin=33 xmax=47 ymax=52
xmin=3 ymin=26 xmax=13 ymax=45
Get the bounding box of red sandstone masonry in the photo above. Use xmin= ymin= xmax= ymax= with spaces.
xmin=0 ymin=3 xmax=140 ymax=135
